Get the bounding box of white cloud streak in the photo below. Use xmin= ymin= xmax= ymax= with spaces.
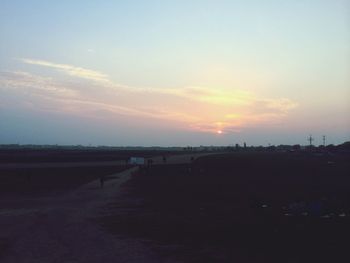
xmin=19 ymin=58 xmax=110 ymax=83
xmin=1 ymin=58 xmax=298 ymax=134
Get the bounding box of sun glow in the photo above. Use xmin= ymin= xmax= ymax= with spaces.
xmin=5 ymin=59 xmax=299 ymax=137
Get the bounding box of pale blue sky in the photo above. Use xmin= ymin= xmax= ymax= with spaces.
xmin=0 ymin=1 xmax=349 ymax=146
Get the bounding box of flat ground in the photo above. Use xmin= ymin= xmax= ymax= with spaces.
xmin=0 ymin=152 xmax=205 ymax=263
xmin=2 ymin=151 xmax=349 ymax=262
xmin=100 ymin=152 xmax=350 ymax=263
xmin=0 ymin=148 xmax=173 ymax=163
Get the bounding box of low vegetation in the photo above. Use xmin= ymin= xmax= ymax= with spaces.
xmin=100 ymin=152 xmax=350 ymax=263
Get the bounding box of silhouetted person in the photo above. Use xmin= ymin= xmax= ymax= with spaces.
xmin=162 ymin=155 xmax=167 ymax=163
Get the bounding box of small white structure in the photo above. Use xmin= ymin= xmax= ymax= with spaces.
xmin=128 ymin=157 xmax=145 ymax=165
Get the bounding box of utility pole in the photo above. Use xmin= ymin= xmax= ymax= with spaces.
xmin=308 ymin=135 xmax=314 ymax=147
xmin=322 ymin=135 xmax=326 ymax=147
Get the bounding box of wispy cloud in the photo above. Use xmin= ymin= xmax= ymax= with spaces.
xmin=1 ymin=58 xmax=298 ymax=134
xmin=0 ymin=71 xmax=78 ymax=98
xmin=19 ymin=58 xmax=110 ymax=83
xmin=168 ymin=86 xmax=253 ymax=106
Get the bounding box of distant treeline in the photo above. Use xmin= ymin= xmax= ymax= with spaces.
xmin=0 ymin=141 xmax=349 ymax=153
xmin=0 ymin=144 xmax=184 ymax=151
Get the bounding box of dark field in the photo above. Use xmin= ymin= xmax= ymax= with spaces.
xmin=100 ymin=152 xmax=350 ymax=263
xmin=0 ymin=155 xmax=134 ymax=261
xmin=0 ymin=148 xmax=174 ymax=163
xmin=0 ymin=148 xmax=177 ymax=196
xmin=0 ymin=166 xmax=129 ymax=197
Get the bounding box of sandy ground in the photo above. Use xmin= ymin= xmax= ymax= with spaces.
xmin=0 ymin=153 xmax=209 ymax=263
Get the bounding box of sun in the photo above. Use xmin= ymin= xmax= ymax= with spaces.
xmin=217 ymin=130 xmax=223 ymax=134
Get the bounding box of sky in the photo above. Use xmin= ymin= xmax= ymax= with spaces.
xmin=0 ymin=0 xmax=349 ymax=146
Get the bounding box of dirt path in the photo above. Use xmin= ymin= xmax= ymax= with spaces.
xmin=0 ymin=167 xmax=170 ymax=263
xmin=0 ymin=154 xmax=216 ymax=263
xmin=0 ymin=153 xmax=213 ymax=262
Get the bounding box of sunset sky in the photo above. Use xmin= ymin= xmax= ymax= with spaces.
xmin=1 ymin=1 xmax=349 ymax=146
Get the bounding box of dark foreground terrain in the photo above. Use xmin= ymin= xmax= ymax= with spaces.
xmin=100 ymin=152 xmax=350 ymax=263
xmin=0 ymin=150 xmax=204 ymax=262
xmin=0 ymin=148 xmax=172 ymax=163
xmin=0 ymin=148 xmax=182 ymax=196
xmin=0 ymin=166 xmax=129 ymax=197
